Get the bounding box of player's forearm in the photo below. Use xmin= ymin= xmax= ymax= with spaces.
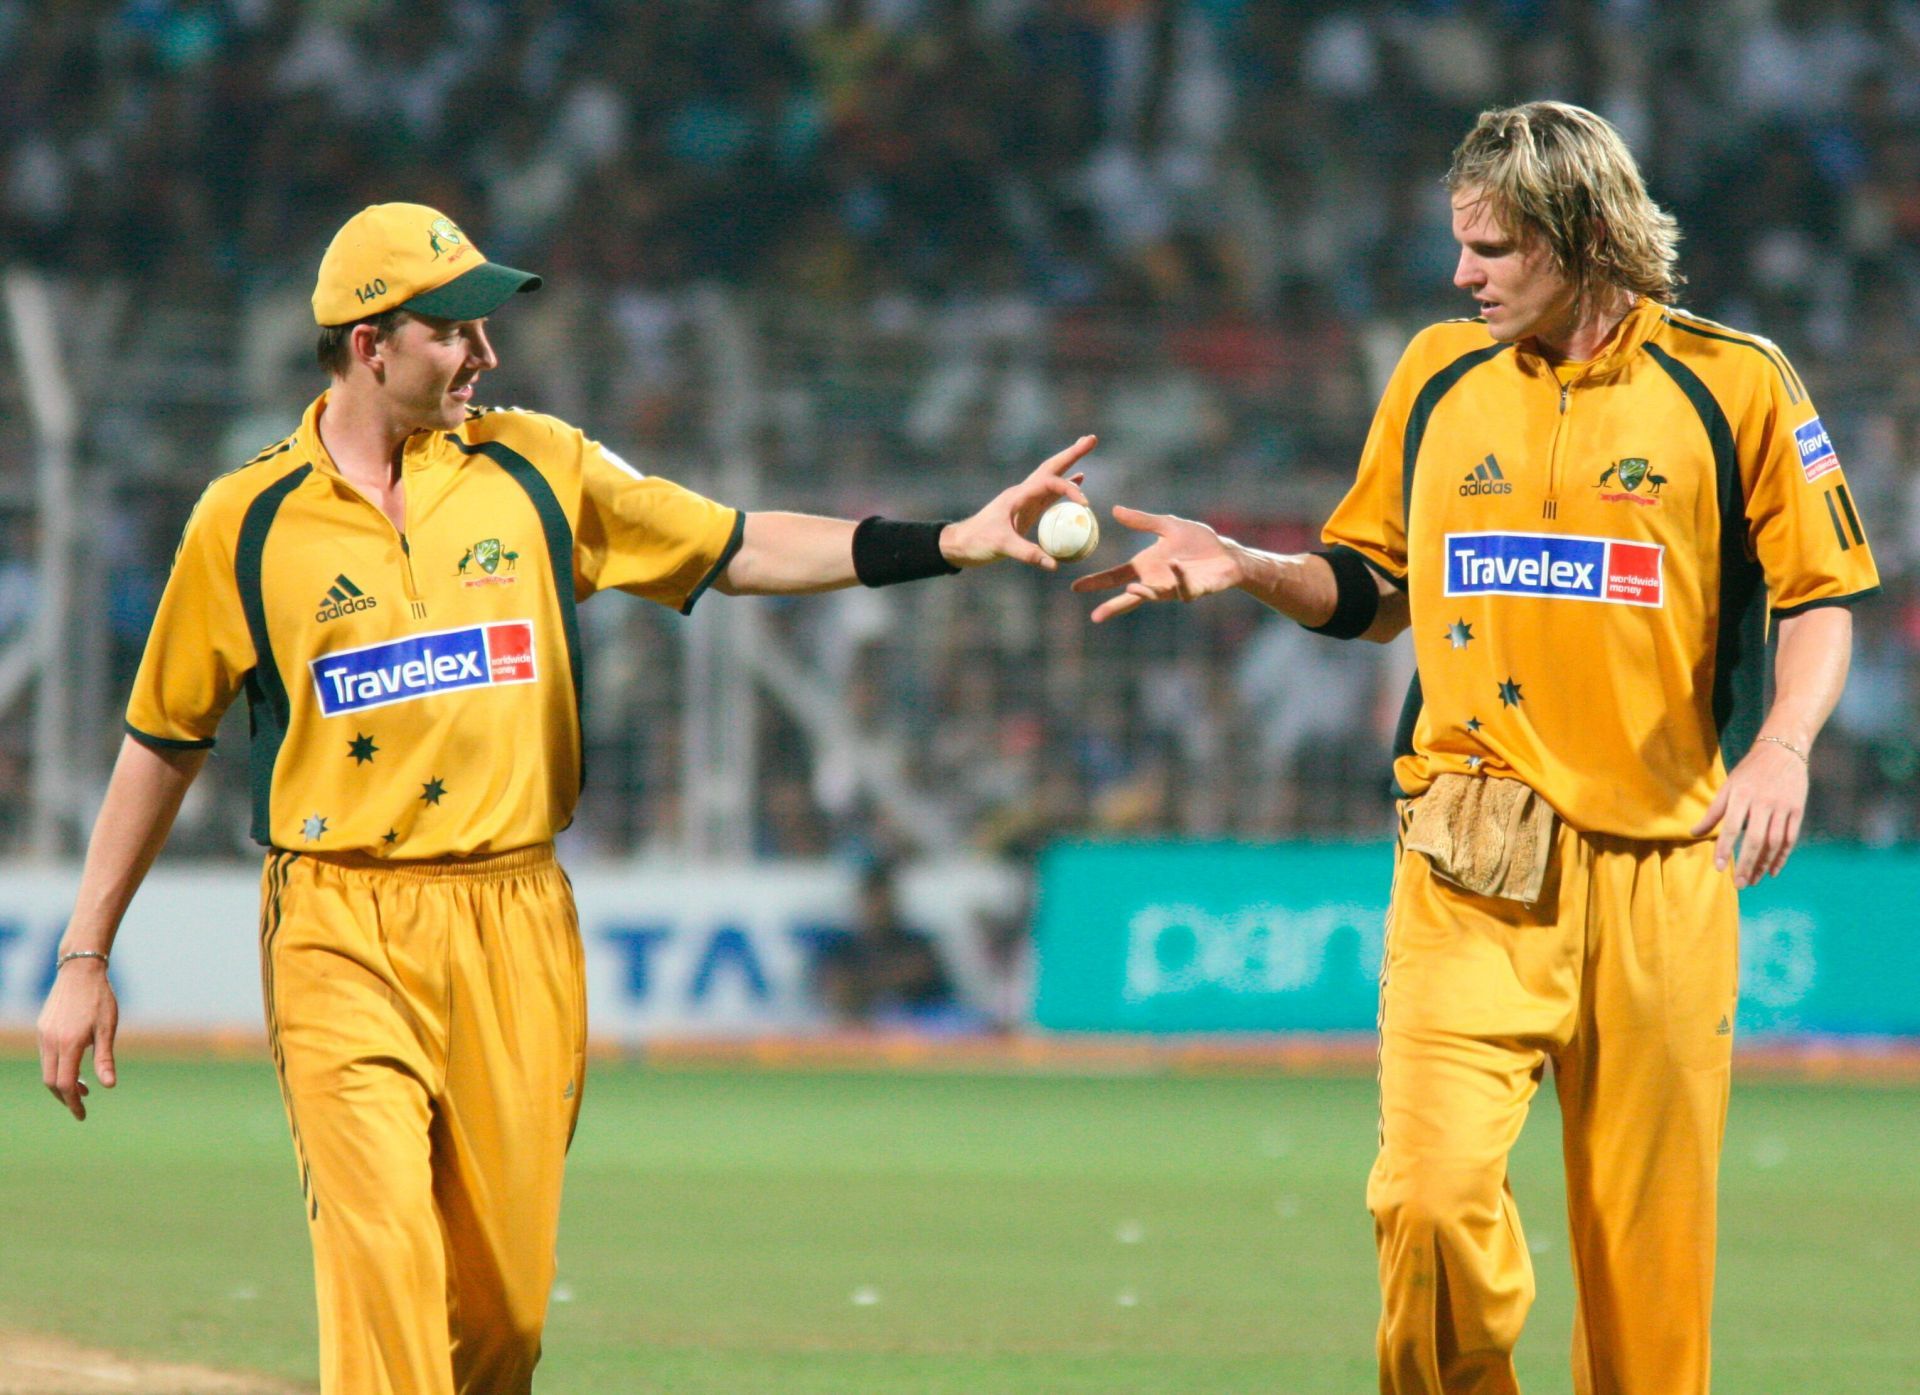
xmin=1759 ymin=606 xmax=1853 ymax=754
xmin=61 ymin=736 xmax=207 ymax=953
xmin=1226 ymin=545 xmax=1410 ymax=642
xmin=714 ymin=511 xmax=862 ymax=596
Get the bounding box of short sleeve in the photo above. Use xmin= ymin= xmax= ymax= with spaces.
xmin=124 ymin=491 xmax=256 ymax=749
xmin=1320 ymin=337 xmax=1429 ymax=588
xmin=568 ymin=433 xmax=744 ymax=612
xmin=1735 ymin=358 xmax=1880 ymax=618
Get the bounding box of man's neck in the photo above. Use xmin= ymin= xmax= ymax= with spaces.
xmin=1533 ymin=289 xmax=1636 ymax=363
xmin=316 ymin=381 xmax=414 ymax=489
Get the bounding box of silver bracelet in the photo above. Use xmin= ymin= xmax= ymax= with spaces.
xmin=56 ymin=949 xmax=110 ymax=970
xmin=1755 ymin=734 xmax=1809 ymax=766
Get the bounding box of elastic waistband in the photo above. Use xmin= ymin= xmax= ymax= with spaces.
xmin=273 ymin=842 xmax=558 ymax=883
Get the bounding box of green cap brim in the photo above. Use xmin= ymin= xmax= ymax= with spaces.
xmin=401 ymin=261 xmax=542 ymax=320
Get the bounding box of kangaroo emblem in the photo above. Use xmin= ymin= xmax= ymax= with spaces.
xmin=427 ymin=217 xmax=465 ymax=260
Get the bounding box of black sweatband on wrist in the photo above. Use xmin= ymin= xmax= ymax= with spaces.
xmin=1304 ymin=546 xmax=1382 ymax=639
xmin=852 ymin=516 xmax=961 ymax=587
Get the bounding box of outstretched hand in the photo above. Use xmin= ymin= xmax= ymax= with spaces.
xmin=1690 ymin=739 xmax=1810 ymax=888
xmin=940 ymin=436 xmax=1097 ymax=569
xmin=1069 ymin=506 xmax=1245 ymax=622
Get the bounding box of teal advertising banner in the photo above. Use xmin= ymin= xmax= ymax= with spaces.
xmin=1032 ymin=842 xmax=1920 ymax=1037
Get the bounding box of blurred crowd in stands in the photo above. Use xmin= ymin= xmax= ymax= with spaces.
xmin=3 ymin=0 xmax=1920 ymax=862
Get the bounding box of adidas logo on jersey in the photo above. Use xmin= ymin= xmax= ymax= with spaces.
xmin=316 ymin=573 xmax=380 ymax=623
xmin=1460 ymin=454 xmax=1513 ymax=496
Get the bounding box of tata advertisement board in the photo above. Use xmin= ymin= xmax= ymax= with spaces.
xmin=1033 ymin=841 xmax=1920 ymax=1038
xmin=0 ymin=859 xmax=1024 ymax=1039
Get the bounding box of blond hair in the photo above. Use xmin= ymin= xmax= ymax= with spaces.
xmin=1447 ymin=101 xmax=1681 ymax=311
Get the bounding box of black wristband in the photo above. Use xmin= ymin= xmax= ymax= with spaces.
xmin=852 ymin=517 xmax=961 ymax=587
xmin=1304 ymin=546 xmax=1382 ymax=639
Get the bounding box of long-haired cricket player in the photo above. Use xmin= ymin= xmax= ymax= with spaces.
xmin=36 ymin=202 xmax=1095 ymax=1395
xmin=1077 ymin=103 xmax=1877 ymax=1392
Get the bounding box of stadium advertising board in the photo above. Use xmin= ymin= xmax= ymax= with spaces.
xmin=1033 ymin=841 xmax=1920 ymax=1037
xmin=0 ymin=859 xmax=1022 ymax=1039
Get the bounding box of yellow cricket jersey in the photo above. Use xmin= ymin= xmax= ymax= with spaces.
xmin=1324 ymin=297 xmax=1879 ymax=839
xmin=126 ymin=394 xmax=743 ymax=857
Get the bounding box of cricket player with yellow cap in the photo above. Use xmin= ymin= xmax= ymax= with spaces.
xmin=36 ymin=201 xmax=1097 ymax=1395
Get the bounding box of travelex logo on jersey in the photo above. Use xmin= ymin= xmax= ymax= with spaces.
xmin=1445 ymin=531 xmax=1664 ymax=608
xmin=1795 ymin=416 xmax=1840 ymax=483
xmin=310 ymin=621 xmax=537 ymax=717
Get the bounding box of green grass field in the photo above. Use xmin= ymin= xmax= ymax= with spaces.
xmin=2 ymin=1055 xmax=1915 ymax=1394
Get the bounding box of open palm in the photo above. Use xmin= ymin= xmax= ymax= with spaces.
xmin=1070 ymin=506 xmax=1244 ymax=622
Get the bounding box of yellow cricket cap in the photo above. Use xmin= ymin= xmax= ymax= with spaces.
xmin=311 ymin=203 xmax=541 ymax=326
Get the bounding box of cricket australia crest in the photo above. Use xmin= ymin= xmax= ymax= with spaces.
xmin=458 ymin=537 xmax=520 ymax=587
xmin=1595 ymin=457 xmax=1664 ymax=507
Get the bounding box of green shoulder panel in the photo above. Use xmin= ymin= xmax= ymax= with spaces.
xmin=1658 ymin=310 xmax=1805 ymax=405
xmin=234 ymin=463 xmax=315 ymax=845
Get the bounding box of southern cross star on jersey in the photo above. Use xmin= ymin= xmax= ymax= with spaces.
xmin=348 ymin=733 xmax=379 ymax=764
xmin=420 ymin=777 xmax=448 ymax=806
xmin=1498 ymin=678 xmax=1524 ymax=707
xmin=302 ymin=813 xmax=329 ymax=841
xmin=1447 ymin=619 xmax=1474 ymax=648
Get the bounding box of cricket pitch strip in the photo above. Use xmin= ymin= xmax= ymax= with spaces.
xmin=0 ymin=1333 xmax=304 ymax=1395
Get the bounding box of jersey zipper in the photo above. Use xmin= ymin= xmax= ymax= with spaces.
xmin=332 ymin=474 xmax=428 ymax=619
xmin=1543 ymin=378 xmax=1572 ymax=520
xmin=399 ymin=534 xmax=427 ymax=619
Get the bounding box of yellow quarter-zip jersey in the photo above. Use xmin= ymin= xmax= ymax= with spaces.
xmin=1324 ymin=298 xmax=1879 ymax=839
xmin=126 ymin=394 xmax=742 ymax=857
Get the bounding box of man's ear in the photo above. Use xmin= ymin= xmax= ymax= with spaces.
xmin=350 ymin=321 xmax=388 ymax=376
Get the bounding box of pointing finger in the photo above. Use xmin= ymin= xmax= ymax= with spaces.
xmin=1110 ymin=505 xmax=1173 ymax=534
xmin=1039 ymin=435 xmax=1098 ymax=476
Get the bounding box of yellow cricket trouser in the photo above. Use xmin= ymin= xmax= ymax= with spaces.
xmin=1368 ymin=818 xmax=1738 ymax=1395
xmin=259 ymin=845 xmax=586 ymax=1395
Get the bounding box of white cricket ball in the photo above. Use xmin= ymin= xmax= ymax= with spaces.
xmin=1037 ymin=499 xmax=1099 ymax=562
